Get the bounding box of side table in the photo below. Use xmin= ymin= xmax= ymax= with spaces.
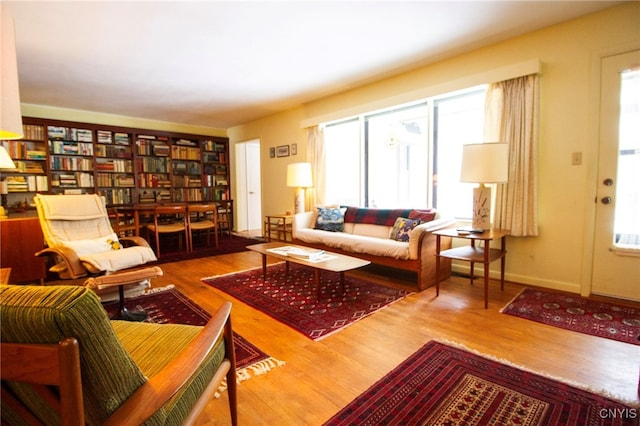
xmin=264 ymin=214 xmax=294 ymax=242
xmin=434 ymin=228 xmax=509 ymax=309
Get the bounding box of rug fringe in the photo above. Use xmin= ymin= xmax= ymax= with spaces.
xmin=432 ymin=338 xmax=640 ymax=408
xmin=214 ymin=356 xmax=286 ymax=398
xmin=202 ymin=266 xmax=265 ymax=281
xmin=143 ymin=284 xmax=175 ymax=295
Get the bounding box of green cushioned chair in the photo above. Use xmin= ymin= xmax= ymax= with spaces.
xmin=0 ymin=285 xmax=237 ymax=426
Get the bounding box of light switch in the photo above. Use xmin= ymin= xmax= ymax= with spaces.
xmin=571 ymin=152 xmax=582 ymax=166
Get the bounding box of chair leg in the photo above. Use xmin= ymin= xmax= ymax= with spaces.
xmin=110 ymin=285 xmax=147 ymax=322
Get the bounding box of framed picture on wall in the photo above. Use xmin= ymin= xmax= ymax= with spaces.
xmin=291 ymin=143 xmax=297 ymax=155
xmin=270 ymin=147 xmax=275 ymax=158
xmin=276 ymin=145 xmax=290 ymax=157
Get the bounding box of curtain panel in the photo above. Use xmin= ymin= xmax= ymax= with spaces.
xmin=484 ymin=74 xmax=540 ymax=237
xmin=306 ymin=126 xmax=326 ymax=208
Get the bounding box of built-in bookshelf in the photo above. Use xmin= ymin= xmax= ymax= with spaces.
xmin=2 ymin=117 xmax=231 ymax=211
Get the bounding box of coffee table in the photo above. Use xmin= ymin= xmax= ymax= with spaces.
xmin=247 ymin=242 xmax=371 ymax=299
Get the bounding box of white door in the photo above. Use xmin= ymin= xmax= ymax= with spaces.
xmin=234 ymin=140 xmax=262 ymax=232
xmin=246 ymin=143 xmax=262 ymax=230
xmin=591 ymin=50 xmax=640 ymax=301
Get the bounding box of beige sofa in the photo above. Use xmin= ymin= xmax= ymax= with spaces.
xmin=293 ymin=206 xmax=455 ymax=291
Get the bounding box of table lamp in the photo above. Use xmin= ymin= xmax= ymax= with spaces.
xmin=287 ymin=162 xmax=313 ymax=214
xmin=460 ymin=142 xmax=509 ymax=231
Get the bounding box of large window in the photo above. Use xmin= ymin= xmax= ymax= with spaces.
xmin=323 ymin=87 xmax=485 ymax=217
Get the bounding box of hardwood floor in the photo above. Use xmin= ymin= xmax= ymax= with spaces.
xmin=146 ymin=250 xmax=640 ymax=425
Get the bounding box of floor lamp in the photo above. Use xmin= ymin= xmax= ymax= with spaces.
xmin=286 ymin=162 xmax=313 ymax=214
xmin=1 ymin=11 xmax=23 ymax=218
xmin=460 ymin=143 xmax=509 ymax=231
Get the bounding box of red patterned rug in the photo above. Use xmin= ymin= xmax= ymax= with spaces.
xmin=202 ymin=263 xmax=411 ymax=340
xmin=501 ymin=288 xmax=640 ymax=345
xmin=324 ymin=341 xmax=638 ymax=425
xmin=102 ymin=286 xmax=284 ymax=392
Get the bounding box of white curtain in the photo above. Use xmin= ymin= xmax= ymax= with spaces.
xmin=484 ymin=74 xmax=539 ymax=237
xmin=306 ymin=126 xmax=326 ymax=208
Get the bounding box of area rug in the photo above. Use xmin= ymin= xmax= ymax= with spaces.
xmin=323 ymin=340 xmax=639 ymax=425
xmin=501 ymin=288 xmax=640 ymax=345
xmin=202 ymin=263 xmax=411 ymax=340
xmin=153 ymin=235 xmax=262 ymax=264
xmin=102 ymin=285 xmax=284 ymax=394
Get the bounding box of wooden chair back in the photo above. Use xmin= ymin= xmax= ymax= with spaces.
xmin=187 ymin=204 xmax=218 ymax=250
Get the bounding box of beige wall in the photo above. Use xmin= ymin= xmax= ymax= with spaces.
xmin=228 ymin=3 xmax=640 ymax=294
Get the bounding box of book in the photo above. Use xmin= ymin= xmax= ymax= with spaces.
xmin=268 ymin=246 xmax=327 ymax=261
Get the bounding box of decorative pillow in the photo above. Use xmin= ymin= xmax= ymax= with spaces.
xmin=314 ymin=207 xmax=346 ymax=232
xmin=60 ymin=233 xmax=122 ymax=257
xmin=390 ymin=217 xmax=421 ymax=242
xmin=409 ymin=209 xmax=437 ymax=223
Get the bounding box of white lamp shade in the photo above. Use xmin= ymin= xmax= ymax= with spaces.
xmin=0 ymin=146 xmax=16 ymax=169
xmin=1 ymin=11 xmax=24 ymax=140
xmin=287 ymin=162 xmax=313 ymax=188
xmin=460 ymin=143 xmax=509 ymax=183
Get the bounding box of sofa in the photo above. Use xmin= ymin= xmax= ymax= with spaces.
xmin=293 ymin=206 xmax=455 ymax=291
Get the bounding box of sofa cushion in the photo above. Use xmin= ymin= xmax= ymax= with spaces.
xmin=314 ymin=207 xmax=346 ymax=232
xmin=295 ymin=228 xmax=410 ymax=260
xmin=390 ymin=217 xmax=422 ymax=242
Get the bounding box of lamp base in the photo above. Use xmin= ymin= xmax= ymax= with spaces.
xmin=294 ymin=187 xmax=305 ymax=215
xmin=472 ymin=185 xmax=491 ymax=231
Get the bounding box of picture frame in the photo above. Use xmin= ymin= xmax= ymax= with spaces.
xmin=269 ymin=147 xmax=275 ymax=158
xmin=291 ymin=143 xmax=297 ymax=155
xmin=276 ymin=145 xmax=290 ymax=157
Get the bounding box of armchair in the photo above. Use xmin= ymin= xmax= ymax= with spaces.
xmin=0 ymin=284 xmax=238 ymax=425
xmin=34 ymin=194 xmax=157 ymax=279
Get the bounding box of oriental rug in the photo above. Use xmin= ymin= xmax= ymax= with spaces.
xmin=102 ymin=286 xmax=284 ymax=395
xmin=202 ymin=263 xmax=411 ymax=341
xmin=501 ymin=288 xmax=640 ymax=345
xmin=323 ymin=341 xmax=639 ymax=426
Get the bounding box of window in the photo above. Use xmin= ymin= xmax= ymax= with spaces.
xmin=323 ymin=86 xmax=486 ymax=217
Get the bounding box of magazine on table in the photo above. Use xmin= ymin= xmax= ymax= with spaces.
xmin=267 ymin=246 xmax=334 ymax=262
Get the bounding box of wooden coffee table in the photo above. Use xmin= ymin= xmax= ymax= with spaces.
xmin=247 ymin=242 xmax=370 ymax=299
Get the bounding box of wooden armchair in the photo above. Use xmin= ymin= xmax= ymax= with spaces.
xmin=0 ymin=284 xmax=237 ymax=426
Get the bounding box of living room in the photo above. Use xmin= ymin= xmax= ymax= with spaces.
xmin=1 ymin=2 xmax=639 ymax=425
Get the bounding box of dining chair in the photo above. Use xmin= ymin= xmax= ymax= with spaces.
xmin=216 ymin=200 xmax=232 ymax=239
xmin=188 ymin=204 xmax=219 ymax=251
xmin=146 ymin=205 xmax=190 ymax=257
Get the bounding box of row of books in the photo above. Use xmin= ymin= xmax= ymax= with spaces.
xmin=136 ymin=139 xmax=170 ymax=156
xmin=1 ymin=141 xmax=47 ymax=160
xmin=97 ymin=130 xmax=131 ymax=145
xmin=95 ymin=173 xmax=135 ymax=188
xmin=203 ymin=175 xmax=229 ymax=187
xmin=12 ymin=161 xmax=45 ymax=173
xmin=136 ymin=157 xmax=167 ymax=173
xmin=138 ymin=174 xmax=171 ymax=188
xmin=172 ymin=161 xmax=201 ymax=175
xmin=49 ymin=140 xmax=94 ymax=156
xmin=48 ymin=126 xmax=93 ymax=142
xmin=98 ymin=189 xmax=133 ymax=205
xmin=174 ymin=188 xmax=204 ymax=202
xmin=172 ymin=176 xmax=202 ymax=187
xmin=50 ymin=157 xmax=93 ymax=171
xmin=96 ymin=159 xmax=133 ymax=173
xmin=202 ymin=140 xmax=226 ymax=152
xmin=171 ymin=145 xmax=201 ymax=160
xmin=23 ymin=124 xmax=46 ymax=141
xmin=4 ymin=176 xmax=48 ymax=192
xmin=94 ymin=144 xmax=132 ymax=158
xmin=139 ymin=189 xmax=171 ymax=203
xmin=50 ymin=172 xmax=94 ymax=188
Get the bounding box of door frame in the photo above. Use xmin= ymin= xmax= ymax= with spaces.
xmin=581 ymin=43 xmax=640 ymax=297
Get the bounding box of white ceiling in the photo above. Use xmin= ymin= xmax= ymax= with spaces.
xmin=2 ymin=1 xmax=626 ymax=129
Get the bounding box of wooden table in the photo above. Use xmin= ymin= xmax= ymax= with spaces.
xmin=264 ymin=214 xmax=294 ymax=242
xmin=434 ymin=228 xmax=509 ymax=309
xmin=247 ymin=242 xmax=370 ymax=299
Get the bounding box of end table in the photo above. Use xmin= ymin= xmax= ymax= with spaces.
xmin=264 ymin=214 xmax=294 ymax=242
xmin=434 ymin=228 xmax=509 ymax=309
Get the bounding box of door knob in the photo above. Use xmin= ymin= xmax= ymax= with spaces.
xmin=601 ymin=196 xmax=612 ymax=204
xmin=603 ymin=178 xmax=614 ymax=186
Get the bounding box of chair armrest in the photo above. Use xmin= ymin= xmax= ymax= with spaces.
xmin=83 ymin=266 xmax=163 ymax=290
xmin=293 ymin=212 xmax=313 ymax=238
xmin=34 ymin=246 xmax=88 ymax=279
xmin=103 ymin=302 xmax=233 ymax=426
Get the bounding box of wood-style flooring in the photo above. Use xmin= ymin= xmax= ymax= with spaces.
xmin=148 ymin=247 xmax=640 ymax=425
